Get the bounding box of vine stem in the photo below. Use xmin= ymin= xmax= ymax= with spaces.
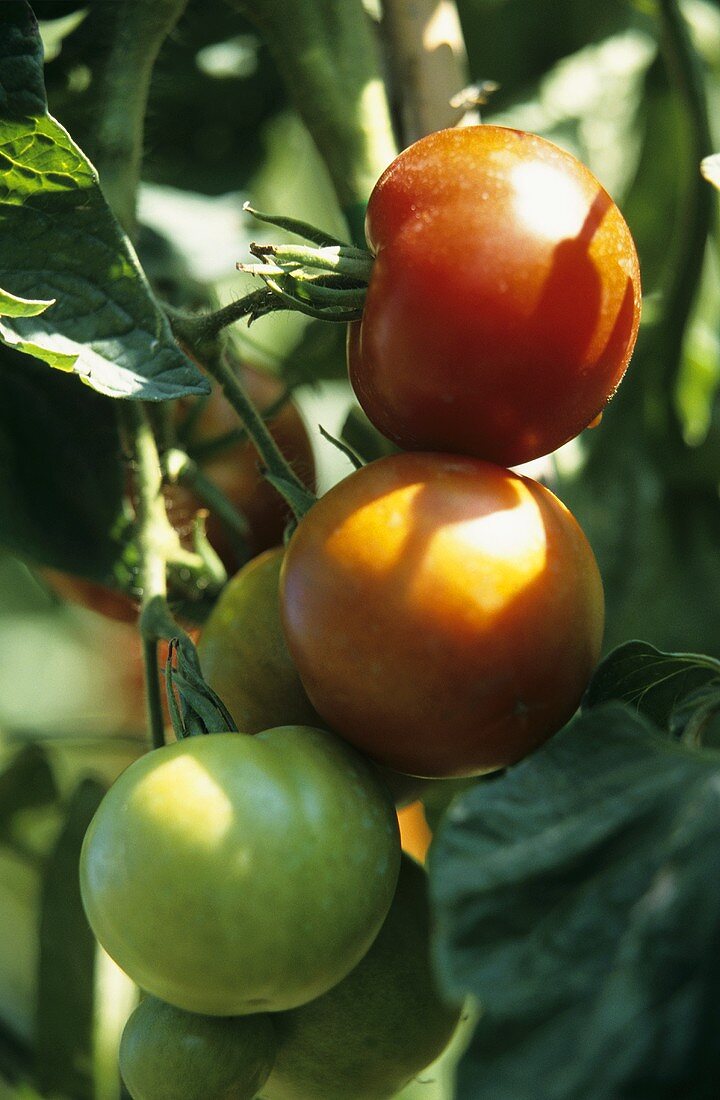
xmin=381 ymin=0 xmax=475 ymax=145
xmin=206 ymin=350 xmax=316 ymax=520
xmin=230 ymin=0 xmax=397 ymax=245
xmin=118 ymin=403 xmax=197 ymax=749
xmin=656 ymin=0 xmax=715 ymax=436
xmin=78 ymin=0 xmax=189 ymax=235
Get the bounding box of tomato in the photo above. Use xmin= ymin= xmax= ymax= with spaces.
xmin=80 ymin=728 xmax=400 ymax=1015
xmin=280 ymin=453 xmax=604 ymax=778
xmin=119 ymin=996 xmax=276 ymax=1100
xmin=198 ymin=547 xmax=430 ymax=806
xmin=262 ymin=854 xmax=461 ymax=1100
xmin=348 ymin=125 xmax=641 ymax=467
xmin=198 ymin=547 xmax=322 ymax=735
xmin=171 ymin=362 xmax=316 ymax=572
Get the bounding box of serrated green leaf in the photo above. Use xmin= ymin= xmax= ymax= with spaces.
xmin=36 ymin=777 xmax=105 ymax=1100
xmin=584 ymin=639 xmax=720 ymax=735
xmin=0 ymin=289 xmax=53 ymax=319
xmin=0 ymin=2 xmax=208 ymax=400
xmin=431 ymin=704 xmax=720 ymax=1100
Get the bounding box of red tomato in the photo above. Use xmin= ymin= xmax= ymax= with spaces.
xmin=280 ymin=453 xmax=604 ymax=778
xmin=348 ymin=125 xmax=641 ymax=467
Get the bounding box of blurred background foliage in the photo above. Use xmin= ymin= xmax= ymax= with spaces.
xmin=2 ymin=0 xmax=720 ymax=1096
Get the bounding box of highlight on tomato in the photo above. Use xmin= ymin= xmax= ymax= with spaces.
xmin=348 ymin=125 xmax=641 ymax=467
xmin=79 ymin=727 xmax=401 ymax=1016
xmin=280 ymin=452 xmax=604 ymax=778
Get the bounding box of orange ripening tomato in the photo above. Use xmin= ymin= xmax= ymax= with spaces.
xmin=348 ymin=125 xmax=641 ymax=467
xmin=280 ymin=453 xmax=604 ymax=778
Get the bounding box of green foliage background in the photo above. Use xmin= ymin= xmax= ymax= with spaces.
xmin=1 ymin=0 xmax=720 ymax=1097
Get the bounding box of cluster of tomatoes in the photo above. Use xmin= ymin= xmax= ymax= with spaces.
xmin=79 ymin=126 xmax=641 ymax=1099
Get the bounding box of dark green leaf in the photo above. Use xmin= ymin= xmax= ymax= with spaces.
xmin=0 ymin=343 xmax=131 ymax=577
xmin=584 ymin=639 xmax=720 ymax=735
xmin=0 ymin=1019 xmax=34 ymax=1088
xmin=37 ymin=777 xmax=105 ymax=1100
xmin=164 ymin=634 xmax=236 ymax=738
xmin=430 ymin=704 xmax=720 ymax=1099
xmin=0 ymin=744 xmax=57 ymax=842
xmin=0 ymin=2 xmax=208 ymax=400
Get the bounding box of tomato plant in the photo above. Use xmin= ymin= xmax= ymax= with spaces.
xmin=172 ymin=362 xmax=316 ymax=573
xmin=347 ymin=125 xmax=641 ymax=467
xmin=80 ymin=728 xmax=400 ymax=1015
xmin=280 ymin=452 xmax=604 ymax=778
xmin=119 ymin=996 xmax=277 ymax=1100
xmin=262 ymin=854 xmax=461 ymax=1100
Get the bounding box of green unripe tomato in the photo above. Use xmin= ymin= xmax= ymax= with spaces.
xmin=119 ymin=996 xmax=276 ymax=1100
xmin=261 ymin=855 xmax=461 ymax=1100
xmin=198 ymin=548 xmax=321 ymax=734
xmin=80 ymin=728 xmax=401 ymax=1015
xmin=198 ymin=547 xmax=429 ymax=808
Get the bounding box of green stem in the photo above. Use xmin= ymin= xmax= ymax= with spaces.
xmin=164 ymin=446 xmax=250 ymax=555
xmin=656 ymin=0 xmax=715 ymax=434
xmin=119 ymin=403 xmax=211 ymax=749
xmin=231 ymin=0 xmax=398 ymax=245
xmin=76 ymin=0 xmax=190 ymax=235
xmin=166 ymin=291 xmax=280 ymax=348
xmin=204 ymin=353 xmax=316 ymax=520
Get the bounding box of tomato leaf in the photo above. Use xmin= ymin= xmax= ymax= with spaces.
xmin=584 ymin=640 xmax=720 ymax=738
xmin=430 ymin=704 xmax=720 ymax=1099
xmin=0 ymin=343 xmax=132 ymax=578
xmin=0 ymin=2 xmax=208 ymax=401
xmin=164 ymin=635 xmax=237 ymax=738
xmin=36 ymin=777 xmax=105 ymax=1100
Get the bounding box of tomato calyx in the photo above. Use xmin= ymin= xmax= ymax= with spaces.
xmin=236 ymin=204 xmax=374 ymax=323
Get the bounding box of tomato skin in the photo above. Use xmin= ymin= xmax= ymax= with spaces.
xmin=349 ymin=125 xmax=641 ymax=467
xmin=198 ymin=547 xmax=429 ymax=806
xmin=280 ymin=453 xmax=604 ymax=778
xmin=80 ymin=728 xmax=400 ymax=1015
xmin=119 ymin=997 xmax=276 ymax=1100
xmin=262 ymin=855 xmax=460 ymax=1100
xmin=198 ymin=547 xmax=323 ymax=735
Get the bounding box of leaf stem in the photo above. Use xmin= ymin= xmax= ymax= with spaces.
xmin=201 ymin=351 xmax=317 ymax=520
xmin=76 ymin=0 xmax=190 ymax=235
xmin=656 ymin=0 xmax=715 ymax=432
xmin=118 ymin=402 xmax=208 ymax=748
xmin=230 ymin=0 xmax=397 ymax=245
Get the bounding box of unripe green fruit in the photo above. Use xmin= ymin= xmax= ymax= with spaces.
xmin=80 ymin=727 xmax=401 ymax=1015
xmin=199 ymin=548 xmax=321 ymax=735
xmin=261 ymin=854 xmax=461 ymax=1100
xmin=119 ymin=996 xmax=276 ymax=1100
